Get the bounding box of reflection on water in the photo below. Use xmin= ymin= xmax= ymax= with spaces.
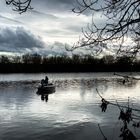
xmin=0 ymin=73 xmax=140 ymax=140
xmin=39 ymin=94 xmax=49 ymax=102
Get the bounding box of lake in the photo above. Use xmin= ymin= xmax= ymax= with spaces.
xmin=0 ymin=73 xmax=140 ymax=140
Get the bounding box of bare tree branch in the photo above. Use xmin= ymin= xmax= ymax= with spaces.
xmin=96 ymin=88 xmax=140 ymax=139
xmin=5 ymin=0 xmax=33 ymax=13
xmin=72 ymin=0 xmax=140 ymax=57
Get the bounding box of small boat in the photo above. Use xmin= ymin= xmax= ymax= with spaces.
xmin=37 ymin=83 xmax=55 ymax=94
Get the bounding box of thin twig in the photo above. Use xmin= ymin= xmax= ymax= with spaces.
xmin=114 ymin=72 xmax=140 ymax=80
xmin=98 ymin=124 xmax=108 ymax=140
xmin=96 ymin=88 xmax=140 ymax=112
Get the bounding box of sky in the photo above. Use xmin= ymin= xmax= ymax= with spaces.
xmin=0 ymin=0 xmax=104 ymax=56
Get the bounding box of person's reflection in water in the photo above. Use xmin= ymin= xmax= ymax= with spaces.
xmin=41 ymin=94 xmax=45 ymax=101
xmin=45 ymin=94 xmax=48 ymax=102
xmin=41 ymin=94 xmax=49 ymax=102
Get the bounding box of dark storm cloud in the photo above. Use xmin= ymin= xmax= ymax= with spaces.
xmin=33 ymin=0 xmax=75 ymax=6
xmin=15 ymin=9 xmax=59 ymax=24
xmin=0 ymin=0 xmax=95 ymax=55
xmin=0 ymin=27 xmax=45 ymax=53
xmin=65 ymin=25 xmax=83 ymax=33
xmin=0 ymin=27 xmax=73 ymax=55
xmin=32 ymin=0 xmax=93 ymax=16
xmin=30 ymin=10 xmax=58 ymax=19
xmin=32 ymin=0 xmax=76 ymax=12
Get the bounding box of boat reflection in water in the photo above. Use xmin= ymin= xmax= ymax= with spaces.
xmin=36 ymin=83 xmax=55 ymax=102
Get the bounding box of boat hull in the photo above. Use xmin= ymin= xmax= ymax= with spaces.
xmin=37 ymin=84 xmax=55 ymax=94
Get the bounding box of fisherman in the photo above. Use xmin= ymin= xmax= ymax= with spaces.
xmin=41 ymin=79 xmax=45 ymax=87
xmin=44 ymin=76 xmax=49 ymax=85
xmin=41 ymin=76 xmax=49 ymax=87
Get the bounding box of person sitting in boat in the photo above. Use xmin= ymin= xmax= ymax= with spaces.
xmin=41 ymin=76 xmax=49 ymax=87
xmin=41 ymin=79 xmax=45 ymax=87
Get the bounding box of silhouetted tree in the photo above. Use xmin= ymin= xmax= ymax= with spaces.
xmin=11 ymin=55 xmax=21 ymax=63
xmin=72 ymin=0 xmax=140 ymax=57
xmin=0 ymin=54 xmax=140 ymax=72
xmin=72 ymin=54 xmax=81 ymax=64
xmin=102 ymin=55 xmax=115 ymax=64
xmin=0 ymin=56 xmax=10 ymax=64
xmin=116 ymin=55 xmax=133 ymax=65
xmin=22 ymin=53 xmax=32 ymax=64
xmin=22 ymin=53 xmax=42 ymax=64
xmin=31 ymin=53 xmax=42 ymax=64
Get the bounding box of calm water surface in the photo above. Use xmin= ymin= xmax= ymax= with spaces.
xmin=0 ymin=73 xmax=140 ymax=140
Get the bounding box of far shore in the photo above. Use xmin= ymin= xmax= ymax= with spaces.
xmin=0 ymin=63 xmax=139 ymax=73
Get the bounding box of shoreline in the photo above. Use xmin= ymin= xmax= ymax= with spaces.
xmin=0 ymin=64 xmax=140 ymax=73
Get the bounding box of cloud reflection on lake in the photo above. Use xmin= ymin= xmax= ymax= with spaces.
xmin=0 ymin=73 xmax=140 ymax=140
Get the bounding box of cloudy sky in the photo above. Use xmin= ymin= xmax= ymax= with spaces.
xmin=0 ymin=0 xmax=102 ymax=55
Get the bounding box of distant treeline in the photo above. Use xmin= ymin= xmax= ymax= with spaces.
xmin=0 ymin=53 xmax=140 ymax=73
